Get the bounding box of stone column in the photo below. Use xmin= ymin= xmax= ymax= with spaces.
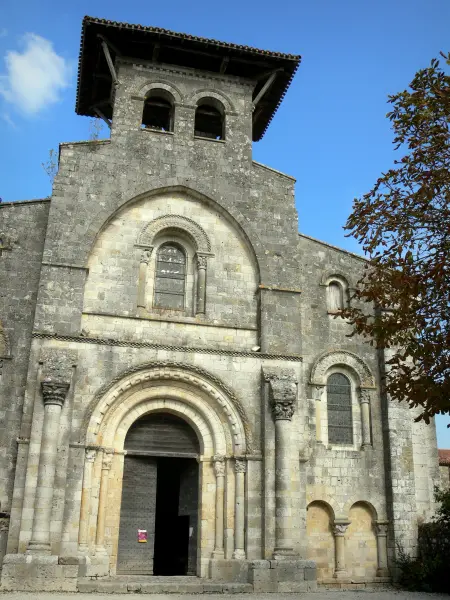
xmin=212 ymin=455 xmax=225 ymax=558
xmin=95 ymin=450 xmax=113 ymax=556
xmin=333 ymin=521 xmax=350 ymax=579
xmin=269 ymin=373 xmax=297 ymax=558
xmin=313 ymin=385 xmax=325 ymax=443
xmin=233 ymin=458 xmax=247 ymax=559
xmin=360 ymin=388 xmax=372 ymax=447
xmin=196 ymin=254 xmax=207 ymax=315
xmin=78 ymin=447 xmax=97 ymax=553
xmin=28 ymin=381 xmax=69 ymax=553
xmin=137 ymin=247 xmax=152 ymax=314
xmin=375 ymin=521 xmax=389 ymax=577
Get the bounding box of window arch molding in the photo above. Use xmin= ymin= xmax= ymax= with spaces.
xmin=187 ymin=89 xmax=235 ymax=114
xmin=320 ymin=272 xmax=352 ymax=314
xmin=310 ymin=351 xmax=376 ymax=449
xmin=136 ymin=215 xmax=214 ymax=317
xmin=137 ymin=81 xmax=183 ymax=105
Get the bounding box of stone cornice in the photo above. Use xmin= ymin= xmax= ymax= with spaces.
xmin=32 ymin=331 xmax=302 ymax=362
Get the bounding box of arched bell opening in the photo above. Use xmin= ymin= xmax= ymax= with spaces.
xmin=117 ymin=413 xmax=201 ymax=576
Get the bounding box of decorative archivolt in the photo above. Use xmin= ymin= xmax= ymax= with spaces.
xmin=137 ymin=214 xmax=211 ymax=253
xmin=320 ymin=270 xmax=355 ymax=289
xmin=136 ymin=80 xmax=183 ymax=104
xmin=186 ymin=89 xmax=235 ymax=113
xmin=310 ymin=350 xmax=375 ymax=389
xmin=82 ymin=361 xmax=252 ymax=454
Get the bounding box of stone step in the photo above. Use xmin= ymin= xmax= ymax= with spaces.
xmin=78 ymin=577 xmax=253 ymax=594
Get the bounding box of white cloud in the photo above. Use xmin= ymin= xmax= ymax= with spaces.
xmin=0 ymin=33 xmax=71 ymax=115
xmin=2 ymin=113 xmax=16 ymax=128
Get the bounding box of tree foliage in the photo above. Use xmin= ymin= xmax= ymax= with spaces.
xmin=344 ymin=53 xmax=450 ymax=423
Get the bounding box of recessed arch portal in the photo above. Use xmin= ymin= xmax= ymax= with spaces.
xmin=79 ymin=363 xmax=250 ymax=576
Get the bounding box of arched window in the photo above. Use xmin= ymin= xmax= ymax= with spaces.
xmin=327 ymin=373 xmax=353 ymax=445
xmin=142 ymin=90 xmax=174 ymax=132
xmin=154 ymin=243 xmax=186 ymax=310
xmin=327 ymin=281 xmax=345 ymax=313
xmin=194 ymin=99 xmax=224 ymax=140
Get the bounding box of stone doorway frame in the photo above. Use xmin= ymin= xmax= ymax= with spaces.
xmin=78 ymin=364 xmax=250 ymax=578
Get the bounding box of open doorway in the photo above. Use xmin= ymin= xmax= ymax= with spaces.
xmin=117 ymin=413 xmax=200 ymax=576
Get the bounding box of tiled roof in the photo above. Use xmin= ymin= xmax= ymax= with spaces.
xmin=439 ymin=449 xmax=450 ymax=466
xmin=76 ymin=16 xmax=301 ymax=141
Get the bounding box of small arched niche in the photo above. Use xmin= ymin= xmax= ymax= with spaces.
xmin=306 ymin=501 xmax=335 ymax=580
xmin=141 ymin=89 xmax=175 ymax=132
xmin=345 ymin=501 xmax=378 ymax=580
xmin=194 ymin=97 xmax=225 ymax=140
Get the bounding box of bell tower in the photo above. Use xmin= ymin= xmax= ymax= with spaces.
xmin=76 ymin=17 xmax=300 ymax=168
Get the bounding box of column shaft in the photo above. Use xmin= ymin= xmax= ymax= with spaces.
xmin=137 ymin=249 xmax=151 ymax=313
xmin=274 ymin=419 xmax=293 ymax=554
xmin=233 ymin=459 xmax=246 ymax=559
xmin=196 ymin=262 xmax=207 ymax=314
xmin=78 ymin=448 xmax=96 ymax=552
xmin=95 ymin=451 xmax=112 ymax=554
xmin=333 ymin=522 xmax=349 ymax=579
xmin=28 ymin=382 xmax=68 ymax=553
xmin=375 ymin=522 xmax=389 ymax=576
xmin=360 ymin=392 xmax=372 ymax=447
xmin=212 ymin=456 xmax=225 ymax=557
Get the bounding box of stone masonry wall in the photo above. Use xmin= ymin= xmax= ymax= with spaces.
xmin=0 ymin=200 xmax=49 ymax=545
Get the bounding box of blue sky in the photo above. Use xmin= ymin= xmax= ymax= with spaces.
xmin=1 ymin=0 xmax=449 ymax=446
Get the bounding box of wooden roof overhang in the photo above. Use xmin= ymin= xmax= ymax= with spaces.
xmin=76 ymin=16 xmax=301 ymax=141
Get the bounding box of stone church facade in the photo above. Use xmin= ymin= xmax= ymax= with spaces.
xmin=0 ymin=16 xmax=440 ymax=592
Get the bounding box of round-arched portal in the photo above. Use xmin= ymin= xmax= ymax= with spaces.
xmin=117 ymin=413 xmax=200 ymax=576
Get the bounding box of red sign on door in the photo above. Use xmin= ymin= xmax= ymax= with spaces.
xmin=138 ymin=529 xmax=148 ymax=543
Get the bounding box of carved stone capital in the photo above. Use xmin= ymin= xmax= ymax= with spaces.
xmin=359 ymin=388 xmax=372 ymax=404
xmin=269 ymin=377 xmax=297 ymax=421
xmin=101 ymin=451 xmax=113 ymax=471
xmin=140 ymin=248 xmax=153 ymax=264
xmin=234 ymin=458 xmax=247 ymax=473
xmin=41 ymin=381 xmax=70 ymax=407
xmin=333 ymin=521 xmax=350 ymax=536
xmin=312 ymin=384 xmax=325 ymax=401
xmin=196 ymin=254 xmax=208 ymax=269
xmin=213 ymin=455 xmax=226 ymax=477
xmin=85 ymin=448 xmax=97 ymax=463
xmin=375 ymin=521 xmax=389 ymax=536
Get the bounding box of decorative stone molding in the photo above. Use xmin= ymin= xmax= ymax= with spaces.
xmin=234 ymin=458 xmax=247 ymax=473
xmin=264 ymin=368 xmax=298 ymax=421
xmin=136 ymin=79 xmax=183 ymax=103
xmin=84 ymin=360 xmax=252 ymax=453
xmin=310 ymin=350 xmax=375 ymax=388
xmin=359 ymin=388 xmax=372 ymax=404
xmin=140 ymin=248 xmax=152 ymax=264
xmin=39 ymin=348 xmax=77 ymax=386
xmin=375 ymin=521 xmax=389 ymax=536
xmin=319 ymin=270 xmax=355 ymax=289
xmin=333 ymin=521 xmax=350 ymax=536
xmin=186 ymin=88 xmax=235 ymax=113
xmin=311 ymin=384 xmax=325 ymax=400
xmin=41 ymin=381 xmax=70 ymax=407
xmin=101 ymin=451 xmax=113 ymax=471
xmin=33 ymin=331 xmax=301 ymax=362
xmin=213 ymin=455 xmax=226 ymax=477
xmin=196 ymin=253 xmax=208 ymax=269
xmin=85 ymin=448 xmax=97 ymax=462
xmin=137 ymin=214 xmax=212 ymax=253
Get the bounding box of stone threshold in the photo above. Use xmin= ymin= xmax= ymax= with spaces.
xmin=318 ymin=577 xmax=392 ymax=590
xmin=78 ymin=576 xmax=253 ymax=594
